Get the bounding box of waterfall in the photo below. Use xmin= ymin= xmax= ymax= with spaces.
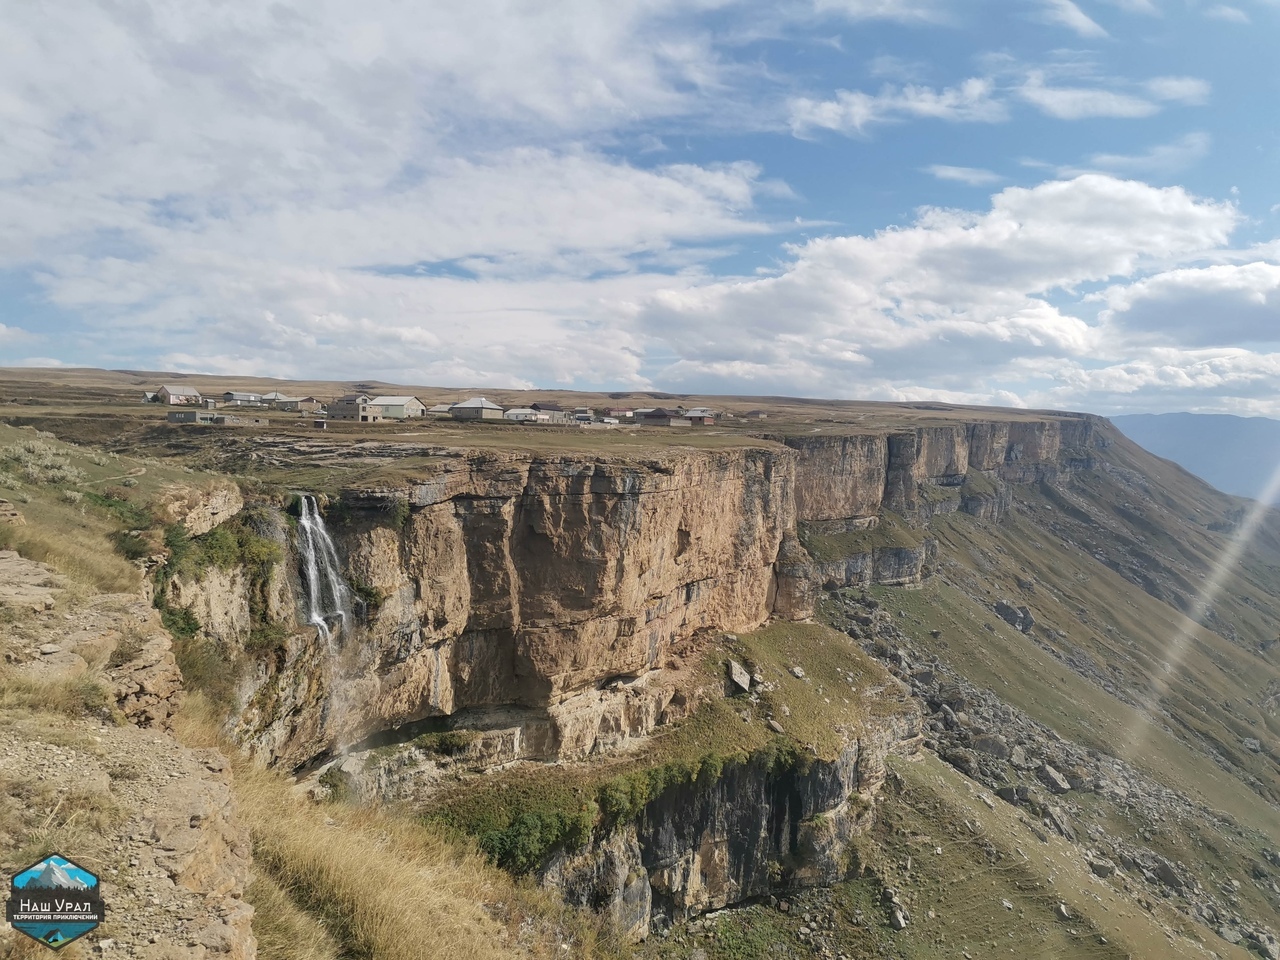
xmin=296 ymin=494 xmax=352 ymax=642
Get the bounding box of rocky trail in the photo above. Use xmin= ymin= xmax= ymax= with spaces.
xmin=0 ymin=556 xmax=256 ymax=960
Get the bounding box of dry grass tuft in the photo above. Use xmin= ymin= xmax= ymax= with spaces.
xmin=173 ymin=695 xmax=622 ymax=960
xmin=244 ymin=872 xmax=343 ymax=960
xmin=0 ymin=669 xmax=114 ymax=718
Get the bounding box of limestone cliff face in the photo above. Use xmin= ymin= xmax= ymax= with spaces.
xmin=781 ymin=416 xmax=1098 ymax=526
xmin=155 ymin=479 xmax=245 ymax=536
xmin=166 ymin=414 xmax=1102 ymax=769
xmin=544 ymin=699 xmax=922 ymax=940
xmin=197 ymin=447 xmax=799 ymax=767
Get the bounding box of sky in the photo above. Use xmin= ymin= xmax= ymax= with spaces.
xmin=2 ymin=1 xmax=1279 ymax=414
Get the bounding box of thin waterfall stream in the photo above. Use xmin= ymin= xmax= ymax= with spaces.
xmin=296 ymin=494 xmax=352 ymax=642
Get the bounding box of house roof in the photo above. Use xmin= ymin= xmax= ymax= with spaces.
xmin=504 ymin=407 xmax=537 ymax=415
xmin=159 ymin=384 xmax=201 ymax=396
xmin=261 ymin=391 xmax=291 ymax=400
xmin=530 ymin=402 xmax=562 ymax=411
xmin=223 ymin=391 xmax=261 ymax=400
xmin=427 ymin=403 xmax=454 ymax=413
xmin=335 ymin=393 xmax=370 ymax=402
xmin=369 ymin=396 xmax=420 ymax=405
xmin=453 ymin=397 xmax=503 ymax=409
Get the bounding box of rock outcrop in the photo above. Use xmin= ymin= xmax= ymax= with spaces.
xmin=162 ymin=413 xmax=1104 ymax=771
xmin=544 ymin=701 xmax=922 ymax=939
xmin=156 ymin=479 xmax=245 ymax=536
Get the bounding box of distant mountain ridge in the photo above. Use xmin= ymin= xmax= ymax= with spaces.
xmin=1112 ymin=412 xmax=1280 ymax=504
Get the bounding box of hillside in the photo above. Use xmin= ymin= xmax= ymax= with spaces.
xmin=0 ymin=378 xmax=1278 ymax=960
xmin=1113 ymin=412 xmax=1280 ymax=504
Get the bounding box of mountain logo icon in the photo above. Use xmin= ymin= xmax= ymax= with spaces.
xmin=5 ymin=854 xmax=105 ymax=950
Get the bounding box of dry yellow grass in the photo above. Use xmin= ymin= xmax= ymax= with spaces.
xmin=173 ymin=696 xmax=623 ymax=960
xmin=244 ymin=873 xmax=343 ymax=960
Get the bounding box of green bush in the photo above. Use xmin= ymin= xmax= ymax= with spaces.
xmin=478 ymin=807 xmax=596 ymax=875
xmin=109 ymin=530 xmax=151 ymax=561
xmin=198 ymin=525 xmax=241 ymax=568
xmin=86 ymin=491 xmax=155 ymax=529
xmin=412 ymin=730 xmax=478 ymax=756
xmin=245 ymin=623 xmax=290 ymax=657
xmin=158 ymin=602 xmax=201 ymax=642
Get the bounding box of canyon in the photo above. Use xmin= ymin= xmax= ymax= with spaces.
xmin=4 ymin=390 xmax=1279 ymax=959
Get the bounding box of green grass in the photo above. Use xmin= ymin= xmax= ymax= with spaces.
xmin=426 ymin=625 xmax=912 ymax=873
xmin=799 ymin=513 xmax=926 ymax=563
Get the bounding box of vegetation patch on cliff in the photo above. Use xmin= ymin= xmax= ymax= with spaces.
xmin=798 ymin=514 xmax=925 ymax=563
xmin=725 ymin=622 xmax=912 ymax=760
xmin=427 ymin=625 xmax=911 ymax=875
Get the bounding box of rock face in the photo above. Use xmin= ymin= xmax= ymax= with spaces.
xmin=165 ymin=413 xmax=1102 ymax=770
xmin=0 ymin=498 xmax=25 ymax=525
xmin=155 ymin=479 xmax=245 ymax=536
xmin=544 ymin=706 xmax=921 ymax=939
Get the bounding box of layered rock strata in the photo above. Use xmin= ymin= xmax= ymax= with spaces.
xmin=543 ymin=696 xmax=922 ymax=940
xmin=163 ymin=414 xmax=1102 ymax=770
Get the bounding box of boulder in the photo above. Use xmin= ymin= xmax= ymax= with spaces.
xmin=1088 ymin=857 xmax=1116 ymax=878
xmin=727 ymin=660 xmax=751 ymax=694
xmin=1037 ymin=763 xmax=1071 ymax=795
xmin=972 ymin=733 xmax=1011 ymax=760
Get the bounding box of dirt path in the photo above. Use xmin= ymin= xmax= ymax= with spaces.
xmin=0 ymin=581 xmax=257 ymax=959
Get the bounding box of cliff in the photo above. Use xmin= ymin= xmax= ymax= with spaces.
xmin=543 ymin=697 xmax=921 ymax=939
xmin=160 ymin=413 xmax=1101 ymax=771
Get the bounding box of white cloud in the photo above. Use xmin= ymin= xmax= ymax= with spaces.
xmin=1144 ymin=76 xmax=1211 ymax=105
xmin=810 ymin=0 xmax=946 ymax=21
xmin=924 ymin=164 xmax=1004 ymax=185
xmin=627 ymin=176 xmax=1239 ymax=400
xmin=1085 ymin=132 xmax=1211 ymax=175
xmin=1094 ymin=262 xmax=1280 ymax=345
xmin=1019 ymin=71 xmax=1159 ymax=119
xmin=1099 ymin=0 xmax=1159 ymax=13
xmin=789 ymin=78 xmax=1007 ymax=135
xmin=1205 ymin=4 xmax=1250 ymax=22
xmin=1036 ymin=0 xmax=1110 ymax=37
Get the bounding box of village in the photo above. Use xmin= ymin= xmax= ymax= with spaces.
xmin=146 ymin=384 xmax=771 ymax=429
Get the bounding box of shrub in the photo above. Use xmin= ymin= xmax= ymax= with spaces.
xmin=245 ymin=623 xmax=290 ymax=657
xmin=0 ymin=439 xmax=86 ymax=486
xmin=109 ymin=529 xmax=151 ymax=561
xmin=478 ymin=808 xmax=595 ymax=875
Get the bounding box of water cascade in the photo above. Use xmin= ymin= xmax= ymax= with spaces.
xmin=296 ymin=494 xmax=352 ymax=642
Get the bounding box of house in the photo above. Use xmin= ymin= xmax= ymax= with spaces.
xmin=277 ymin=396 xmax=324 ymax=413
xmin=167 ymin=410 xmax=216 ymax=424
xmin=743 ymin=409 xmax=768 ymax=420
xmin=426 ymin=403 xmax=455 ymax=417
xmin=141 ymin=391 xmax=157 ymax=403
xmin=603 ymin=407 xmax=634 ymax=420
xmin=222 ymin=391 xmax=264 ymax=407
xmin=450 ymin=397 xmax=504 ymax=420
xmin=368 ymin=396 xmax=426 ymax=420
xmin=156 ymin=384 xmax=202 ymax=405
xmin=261 ymin=391 xmax=292 ymax=405
xmin=329 ymin=394 xmax=378 ymax=421
xmin=529 ymin=402 xmax=570 ymax=423
xmin=638 ymin=407 xmax=691 ymax=427
xmin=504 ymin=407 xmax=549 ymax=423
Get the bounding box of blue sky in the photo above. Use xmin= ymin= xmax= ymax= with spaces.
xmin=2 ymin=0 xmax=1279 ymax=413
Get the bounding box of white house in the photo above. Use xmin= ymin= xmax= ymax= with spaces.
xmin=368 ymin=396 xmax=426 ymax=419
xmin=450 ymin=397 xmax=504 ymax=420
xmin=504 ymin=407 xmax=549 ymax=422
xmin=156 ymin=384 xmax=202 ymax=405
